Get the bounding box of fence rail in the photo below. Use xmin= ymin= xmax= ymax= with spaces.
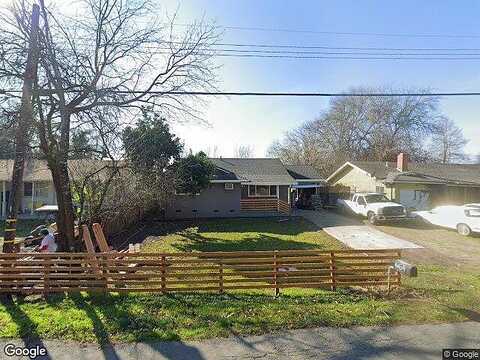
xmin=0 ymin=249 xmax=400 ymax=295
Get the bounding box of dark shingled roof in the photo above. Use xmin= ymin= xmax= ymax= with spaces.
xmin=284 ymin=165 xmax=324 ymax=180
xmin=209 ymin=158 xmax=295 ymax=184
xmin=350 ymin=161 xmax=480 ymax=186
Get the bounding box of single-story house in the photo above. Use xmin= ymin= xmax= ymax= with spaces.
xmin=0 ymin=159 xmax=112 ymax=219
xmin=0 ymin=158 xmax=325 ymax=220
xmin=166 ymin=158 xmax=325 ymax=219
xmin=327 ymin=153 xmax=480 ymax=210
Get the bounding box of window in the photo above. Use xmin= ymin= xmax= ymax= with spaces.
xmin=34 ymin=182 xmax=49 ymax=198
xmin=376 ymin=186 xmax=385 ymax=194
xmin=270 ymin=185 xmax=277 ymax=196
xmin=357 ymin=197 xmax=366 ymax=206
xmin=364 ymin=194 xmax=390 ymax=203
xmin=224 ymin=183 xmax=234 ymax=190
xmin=466 ymin=209 xmax=480 ymax=218
xmin=248 ymin=185 xmax=277 ymax=197
xmin=24 ymin=182 xmax=32 ymax=197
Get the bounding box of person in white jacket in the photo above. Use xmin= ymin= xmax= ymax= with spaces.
xmin=38 ymin=229 xmax=57 ymax=252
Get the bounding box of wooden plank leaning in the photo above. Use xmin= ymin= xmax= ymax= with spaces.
xmin=82 ymin=224 xmax=105 ymax=290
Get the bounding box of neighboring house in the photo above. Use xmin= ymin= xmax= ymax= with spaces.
xmin=0 ymin=160 xmax=57 ymax=219
xmin=166 ymin=158 xmax=325 ymax=219
xmin=0 ymin=159 xmax=111 ymax=219
xmin=327 ymin=153 xmax=480 ymax=210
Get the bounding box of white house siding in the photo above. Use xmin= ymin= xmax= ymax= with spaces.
xmin=1 ymin=181 xmax=57 ymax=218
xmin=396 ymin=184 xmax=432 ymax=210
xmin=330 ymin=166 xmax=378 ymax=193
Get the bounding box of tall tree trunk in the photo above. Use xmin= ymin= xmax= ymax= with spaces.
xmin=2 ymin=4 xmax=40 ymax=253
xmin=49 ymin=159 xmax=76 ymax=251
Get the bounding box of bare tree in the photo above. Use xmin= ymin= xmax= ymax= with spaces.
xmin=234 ymin=145 xmax=254 ymax=158
xmin=268 ymin=87 xmax=439 ymax=176
xmin=204 ymin=145 xmax=220 ymax=158
xmin=1 ymin=0 xmax=219 ymax=250
xmin=429 ymin=116 xmax=468 ymax=164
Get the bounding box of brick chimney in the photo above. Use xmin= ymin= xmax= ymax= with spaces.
xmin=397 ymin=153 xmax=408 ymax=172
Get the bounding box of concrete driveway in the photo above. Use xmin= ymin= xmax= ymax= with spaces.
xmin=296 ymin=209 xmax=422 ymax=250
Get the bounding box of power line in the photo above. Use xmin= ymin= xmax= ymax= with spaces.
xmin=3 ymin=89 xmax=480 ymax=97
xmin=172 ymin=23 xmax=480 ymax=39
xmin=209 ymin=42 xmax=480 ymax=52
xmin=164 ymin=47 xmax=480 ymax=56
xmin=163 ymin=51 xmax=480 ymax=60
xmin=151 ymin=49 xmax=480 ymax=60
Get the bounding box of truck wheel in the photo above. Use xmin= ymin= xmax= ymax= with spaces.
xmin=457 ymin=223 xmax=471 ymax=236
xmin=367 ymin=212 xmax=378 ymax=225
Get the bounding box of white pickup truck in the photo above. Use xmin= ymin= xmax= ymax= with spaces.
xmin=337 ymin=192 xmax=407 ymax=225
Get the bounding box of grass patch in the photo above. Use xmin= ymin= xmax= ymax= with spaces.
xmin=142 ymin=217 xmax=344 ymax=253
xmin=0 ymin=264 xmax=478 ymax=344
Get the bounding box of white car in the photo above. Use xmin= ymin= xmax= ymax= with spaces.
xmin=338 ymin=192 xmax=407 ymax=225
xmin=415 ymin=204 xmax=480 ymax=236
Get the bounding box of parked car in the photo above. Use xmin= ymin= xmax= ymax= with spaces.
xmin=415 ymin=204 xmax=480 ymax=236
xmin=337 ymin=192 xmax=407 ymax=225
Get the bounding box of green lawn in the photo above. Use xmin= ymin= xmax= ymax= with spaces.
xmin=0 ymin=264 xmax=478 ymax=344
xmin=0 ymin=217 xmax=479 ymax=344
xmin=142 ymin=217 xmax=344 ymax=253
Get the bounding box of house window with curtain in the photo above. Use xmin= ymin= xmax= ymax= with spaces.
xmin=248 ymin=185 xmax=277 ymax=197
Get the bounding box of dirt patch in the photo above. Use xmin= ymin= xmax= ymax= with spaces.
xmin=371 ymin=219 xmax=480 ymax=268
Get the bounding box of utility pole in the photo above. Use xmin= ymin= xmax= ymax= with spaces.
xmin=2 ymin=4 xmax=41 ymax=253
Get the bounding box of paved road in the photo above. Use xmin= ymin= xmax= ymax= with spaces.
xmin=1 ymin=322 xmax=478 ymax=359
xmin=297 ymin=209 xmax=422 ymax=250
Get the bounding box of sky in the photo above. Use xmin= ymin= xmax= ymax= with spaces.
xmin=158 ymin=0 xmax=480 ymax=158
xmin=2 ymin=0 xmax=479 ymax=159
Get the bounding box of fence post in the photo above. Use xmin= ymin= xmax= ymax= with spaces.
xmin=219 ymin=259 xmax=224 ymax=294
xmin=330 ymin=251 xmax=336 ymax=291
xmin=273 ymin=250 xmax=279 ymax=297
xmin=44 ymin=259 xmax=51 ymax=296
xmin=161 ymin=256 xmax=166 ymax=294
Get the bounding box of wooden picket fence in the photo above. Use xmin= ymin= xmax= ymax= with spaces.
xmin=0 ymin=249 xmax=401 ymax=295
xmin=240 ymin=198 xmax=291 ymax=215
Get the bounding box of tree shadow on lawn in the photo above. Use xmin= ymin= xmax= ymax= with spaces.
xmin=194 ymin=217 xmax=313 ymax=236
xmin=1 ymin=296 xmax=52 ymax=360
xmin=117 ymin=217 xmax=315 ymax=250
xmin=172 ymin=232 xmax=325 ymax=252
xmin=445 ymin=306 xmax=480 ymax=322
xmin=79 ymin=293 xmax=216 ymax=359
xmin=70 ymin=293 xmax=124 ymax=359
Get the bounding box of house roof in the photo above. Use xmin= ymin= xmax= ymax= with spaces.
xmin=335 ymin=160 xmax=480 ymax=186
xmin=209 ymin=158 xmax=296 ymax=184
xmin=284 ymin=165 xmax=324 ymax=181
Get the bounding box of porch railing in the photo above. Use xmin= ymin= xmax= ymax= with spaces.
xmin=240 ymin=198 xmax=291 ymax=215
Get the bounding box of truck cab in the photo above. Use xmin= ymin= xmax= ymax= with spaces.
xmin=341 ymin=192 xmax=407 ymax=225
